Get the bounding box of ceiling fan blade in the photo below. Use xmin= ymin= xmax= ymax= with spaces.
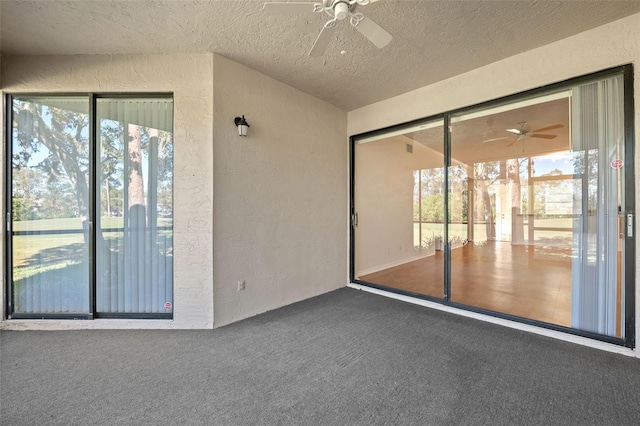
xmin=482 ymin=136 xmax=509 ymax=143
xmin=506 ymin=138 xmax=519 ymax=147
xmin=262 ymin=2 xmax=316 ymax=14
xmin=506 ymin=128 xmax=524 ymax=135
xmin=531 ymin=124 xmax=564 ymax=133
xmin=530 ymin=134 xmax=557 ymax=139
xmin=309 ymin=23 xmax=337 ymax=57
xmin=354 ymin=16 xmax=393 ymax=48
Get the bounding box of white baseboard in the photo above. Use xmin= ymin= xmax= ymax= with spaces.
xmin=356 ymin=252 xmax=434 ymax=277
xmin=347 ymin=283 xmax=637 ymax=358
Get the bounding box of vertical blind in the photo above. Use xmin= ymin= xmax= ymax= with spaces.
xmin=571 ymin=75 xmax=624 ymax=337
xmin=96 ymin=98 xmax=174 ymax=314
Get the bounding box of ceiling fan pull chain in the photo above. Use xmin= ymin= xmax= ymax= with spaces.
xmin=326 ymin=19 xmax=338 ymax=28
xmin=350 ymin=12 xmax=364 ymax=26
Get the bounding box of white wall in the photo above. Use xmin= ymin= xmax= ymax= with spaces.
xmin=355 ymin=136 xmax=416 ymax=276
xmin=354 ymin=132 xmax=448 ymax=276
xmin=348 ymin=12 xmax=640 ymax=355
xmin=0 ymin=54 xmax=215 ymax=328
xmin=212 ymin=55 xmax=347 ymax=327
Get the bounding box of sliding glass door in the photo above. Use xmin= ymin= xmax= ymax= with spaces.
xmin=7 ymin=94 xmax=174 ymax=318
xmin=95 ymin=98 xmax=174 ymax=314
xmin=353 ymin=119 xmax=445 ymax=299
xmin=449 ymin=91 xmax=575 ymax=327
xmin=9 ymin=97 xmax=91 ymax=314
xmin=351 ymin=66 xmax=634 ymax=345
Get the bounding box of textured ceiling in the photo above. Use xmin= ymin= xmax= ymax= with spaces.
xmin=1 ymin=0 xmax=639 ymax=111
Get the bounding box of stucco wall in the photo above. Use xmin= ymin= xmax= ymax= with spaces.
xmin=348 ymin=12 xmax=640 ymax=354
xmin=212 ymin=55 xmax=348 ymax=327
xmin=0 ymin=54 xmax=215 ymax=328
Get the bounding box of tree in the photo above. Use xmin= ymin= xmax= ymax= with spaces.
xmin=128 ymin=124 xmax=145 ymax=209
xmin=14 ymin=100 xmax=91 ymax=234
xmin=11 ymin=167 xmax=43 ymax=221
xmin=474 ymin=161 xmax=499 ymax=240
xmin=507 ymin=158 xmax=526 ymax=243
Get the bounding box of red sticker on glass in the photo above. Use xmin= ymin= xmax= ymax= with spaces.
xmin=164 ymin=302 xmax=172 ymax=310
xmin=611 ymin=159 xmax=623 ymax=169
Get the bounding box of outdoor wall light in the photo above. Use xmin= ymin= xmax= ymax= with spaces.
xmin=234 ymin=115 xmax=250 ymax=137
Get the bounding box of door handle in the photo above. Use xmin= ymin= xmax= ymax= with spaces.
xmin=352 ymin=212 xmax=358 ymax=228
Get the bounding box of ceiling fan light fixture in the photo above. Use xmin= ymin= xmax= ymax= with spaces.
xmin=334 ymin=1 xmax=350 ymax=20
xmin=263 ymin=0 xmax=393 ymax=57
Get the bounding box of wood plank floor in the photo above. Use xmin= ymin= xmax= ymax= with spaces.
xmin=359 ymin=241 xmax=572 ymax=328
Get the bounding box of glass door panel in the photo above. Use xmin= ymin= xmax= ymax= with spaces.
xmin=570 ymin=76 xmax=626 ymax=337
xmin=96 ymin=98 xmax=174 ymax=314
xmin=450 ymin=92 xmax=576 ymax=327
xmin=449 ymin=75 xmax=626 ymax=339
xmin=354 ymin=120 xmax=445 ymax=298
xmin=10 ymin=96 xmax=90 ymax=314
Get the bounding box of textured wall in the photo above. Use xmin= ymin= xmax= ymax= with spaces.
xmin=0 ymin=54 xmax=215 ymax=328
xmin=348 ymin=13 xmax=640 ymax=135
xmin=212 ymin=55 xmax=348 ymax=327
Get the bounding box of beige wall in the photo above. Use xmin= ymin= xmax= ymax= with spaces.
xmin=355 ymin=129 xmax=447 ymax=275
xmin=0 ymin=53 xmax=349 ymax=329
xmin=212 ymin=55 xmax=347 ymax=327
xmin=354 ymin=137 xmax=416 ymax=275
xmin=348 ymin=12 xmax=640 ymax=355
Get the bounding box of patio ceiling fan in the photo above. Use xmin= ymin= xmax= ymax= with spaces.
xmin=483 ymin=122 xmax=564 ymax=146
xmin=263 ymin=0 xmax=393 ymax=57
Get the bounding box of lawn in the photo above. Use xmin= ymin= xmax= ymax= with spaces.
xmin=11 ymin=217 xmax=173 ymax=281
xmin=413 ymin=217 xmax=573 ymax=247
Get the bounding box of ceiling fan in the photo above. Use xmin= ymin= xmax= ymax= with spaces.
xmin=263 ymin=0 xmax=393 ymax=57
xmin=484 ymin=122 xmax=564 ymax=146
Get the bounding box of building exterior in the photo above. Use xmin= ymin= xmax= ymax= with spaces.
xmin=1 ymin=10 xmax=639 ymax=356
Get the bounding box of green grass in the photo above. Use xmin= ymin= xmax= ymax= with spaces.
xmin=13 ymin=260 xmax=85 ymax=282
xmin=13 ymin=217 xmax=173 ymax=232
xmin=11 ymin=217 xmax=173 ymax=281
xmin=13 ymin=234 xmax=85 ymax=266
xmin=414 ymin=218 xmax=573 ymax=247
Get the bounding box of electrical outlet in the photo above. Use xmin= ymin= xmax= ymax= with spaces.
xmin=237 ymin=280 xmax=245 ymax=291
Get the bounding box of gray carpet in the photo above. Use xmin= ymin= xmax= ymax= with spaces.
xmin=1 ymin=287 xmax=640 ymax=425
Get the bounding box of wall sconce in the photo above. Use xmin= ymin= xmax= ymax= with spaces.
xmin=234 ymin=115 xmax=250 ymax=137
